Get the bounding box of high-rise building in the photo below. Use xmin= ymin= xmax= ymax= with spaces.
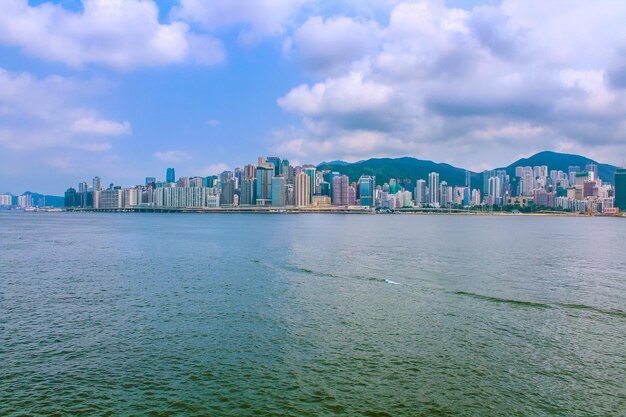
xmin=145 ymin=177 xmax=156 ymax=187
xmin=220 ymin=180 xmax=235 ymax=206
xmin=415 ymin=179 xmax=427 ymax=204
xmin=93 ymin=176 xmax=101 ymax=191
xmin=0 ymin=194 xmax=11 ymax=206
xmin=428 ymin=172 xmax=440 ymax=205
xmin=332 ymin=175 xmax=349 ymax=206
xmin=615 ymin=169 xmax=626 ymax=211
xmin=488 ymin=176 xmax=502 ymax=206
xmin=295 ymin=172 xmax=310 ymax=207
xmin=166 ymin=168 xmax=176 ymax=183
xmin=585 ymin=163 xmax=598 ymax=180
xmin=271 ymin=176 xmax=286 ymax=207
xmin=266 ymin=157 xmax=281 ymax=176
xmin=256 ymin=163 xmax=274 ymax=206
xmin=17 ymin=194 xmax=33 ymax=208
xmin=240 ymin=178 xmax=255 ymax=205
xmin=358 ymin=175 xmax=375 ymax=207
xmin=482 ymin=170 xmax=495 ymax=197
xmin=281 ymin=160 xmax=291 ymax=181
xmin=304 ymin=166 xmax=316 ymax=203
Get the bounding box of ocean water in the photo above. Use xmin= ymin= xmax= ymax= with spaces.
xmin=1 ymin=212 xmax=625 ymax=416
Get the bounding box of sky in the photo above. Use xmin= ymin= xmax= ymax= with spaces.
xmin=1 ymin=0 xmax=626 ymax=195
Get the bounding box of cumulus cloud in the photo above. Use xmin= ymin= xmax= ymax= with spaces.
xmin=0 ymin=0 xmax=224 ymax=69
xmin=153 ymin=150 xmax=192 ymax=163
xmin=286 ymin=15 xmax=382 ymax=74
xmin=173 ymin=0 xmax=305 ymax=46
xmin=0 ymin=67 xmax=130 ymax=152
xmin=274 ymin=0 xmax=626 ymax=167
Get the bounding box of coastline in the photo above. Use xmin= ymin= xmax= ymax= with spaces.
xmin=49 ymin=207 xmax=624 ymax=217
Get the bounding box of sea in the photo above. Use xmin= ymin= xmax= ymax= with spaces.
xmin=1 ymin=211 xmax=625 ymax=416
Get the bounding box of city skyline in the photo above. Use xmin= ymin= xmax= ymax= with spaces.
xmin=2 ymin=1 xmax=626 ymax=195
xmin=48 ymin=153 xmax=623 ymax=215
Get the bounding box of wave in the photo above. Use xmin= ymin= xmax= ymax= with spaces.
xmin=452 ymin=291 xmax=551 ymax=309
xmin=452 ymin=290 xmax=626 ymax=318
xmin=556 ymin=303 xmax=626 ymax=318
xmin=253 ymin=259 xmax=399 ymax=286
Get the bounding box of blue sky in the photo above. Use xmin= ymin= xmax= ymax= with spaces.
xmin=1 ymin=0 xmax=626 ymax=195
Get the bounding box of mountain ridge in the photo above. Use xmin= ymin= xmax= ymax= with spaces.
xmin=317 ymin=151 xmax=619 ymax=190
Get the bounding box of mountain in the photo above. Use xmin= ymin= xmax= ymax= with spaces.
xmin=317 ymin=151 xmax=621 ymax=191
xmin=502 ymin=151 xmax=618 ymax=183
xmin=9 ymin=192 xmax=65 ymax=207
xmin=317 ymin=157 xmax=480 ymax=188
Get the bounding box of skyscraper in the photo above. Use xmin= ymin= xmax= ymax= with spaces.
xmin=488 ymin=176 xmax=502 ymax=206
xmin=220 ymin=180 xmax=235 ymax=206
xmin=415 ymin=179 xmax=427 ymax=204
xmin=615 ymin=169 xmax=626 ymax=211
xmin=358 ymin=175 xmax=375 ymax=207
xmin=304 ymin=166 xmax=316 ymax=203
xmin=256 ymin=163 xmax=274 ymax=206
xmin=166 ymin=168 xmax=175 ymax=183
xmin=271 ymin=176 xmax=286 ymax=207
xmin=295 ymin=172 xmax=310 ymax=207
xmin=93 ymin=176 xmax=101 ymax=191
xmin=428 ymin=172 xmax=440 ymax=205
xmin=266 ymin=157 xmax=281 ymax=176
xmin=332 ymin=175 xmax=349 ymax=206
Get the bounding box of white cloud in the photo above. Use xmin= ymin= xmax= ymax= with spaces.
xmin=278 ymin=72 xmax=392 ymax=116
xmin=0 ymin=0 xmax=224 ymax=69
xmin=287 ymin=15 xmax=382 ymax=73
xmin=200 ymin=163 xmax=230 ymax=176
xmin=71 ymin=117 xmax=131 ymax=136
xmin=0 ymin=67 xmax=130 ymax=152
xmin=153 ymin=150 xmax=192 ymax=163
xmin=272 ymin=0 xmax=626 ymax=167
xmin=173 ymin=0 xmax=305 ymax=46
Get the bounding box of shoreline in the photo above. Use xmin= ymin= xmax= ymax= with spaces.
xmin=35 ymin=207 xmax=624 ymax=217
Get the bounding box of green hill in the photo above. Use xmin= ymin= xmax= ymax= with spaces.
xmin=317 ymin=157 xmax=479 ymax=188
xmin=502 ymin=151 xmax=617 ymax=183
xmin=317 ymin=152 xmax=620 ymax=192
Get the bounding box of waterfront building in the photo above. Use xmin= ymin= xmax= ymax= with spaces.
xmin=295 ymin=172 xmax=310 ymax=207
xmin=347 ymin=186 xmax=356 ymax=205
xmin=17 ymin=194 xmax=33 ymax=208
xmin=166 ymin=168 xmax=175 ymax=183
xmin=616 ymin=169 xmax=626 ymax=211
xmin=100 ymin=188 xmax=124 ymax=209
xmin=93 ymin=176 xmax=101 ymax=191
xmin=271 ymin=176 xmax=286 ymax=207
xmin=415 ymin=179 xmax=427 ymax=205
xmin=256 ymin=163 xmax=274 ymax=206
xmin=358 ymin=176 xmax=375 ymax=207
xmin=220 ymin=180 xmax=235 ymax=206
xmin=428 ymin=172 xmax=440 ymax=206
xmin=0 ymin=194 xmax=11 ymax=206
xmin=64 ymin=188 xmax=77 ymax=207
xmin=304 ymin=166 xmax=316 ymax=203
xmin=332 ymin=175 xmax=349 ymax=206
xmin=312 ymin=195 xmax=331 ymax=207
xmin=240 ymin=178 xmax=255 ymax=205
xmin=488 ymin=176 xmax=502 ymax=206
